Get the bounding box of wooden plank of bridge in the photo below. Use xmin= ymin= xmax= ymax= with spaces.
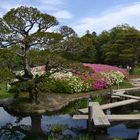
xmin=79 ymin=99 xmax=139 ymax=114
xmin=73 ymin=115 xmax=88 ymax=120
xmin=113 ymin=92 xmax=140 ymax=100
xmin=79 ymin=108 xmax=88 ymax=114
xmin=113 ymin=87 xmax=140 ymax=92
xmin=73 ymin=114 xmax=140 ymax=122
xmin=107 ymin=114 xmax=140 ymax=121
xmin=101 ymin=99 xmax=139 ymax=110
xmin=138 ymin=132 xmax=140 ymax=140
xmin=113 ymin=91 xmax=125 ymax=95
xmin=91 ymin=102 xmax=110 ymax=126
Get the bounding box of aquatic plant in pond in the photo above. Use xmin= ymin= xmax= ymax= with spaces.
xmin=51 ymin=124 xmax=63 ymax=133
xmin=74 ymin=135 xmax=92 ymax=140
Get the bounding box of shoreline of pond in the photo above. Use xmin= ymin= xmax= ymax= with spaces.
xmin=2 ymin=89 xmax=110 ymax=116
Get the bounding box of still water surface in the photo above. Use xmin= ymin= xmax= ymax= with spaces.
xmin=0 ymin=105 xmax=140 ymax=140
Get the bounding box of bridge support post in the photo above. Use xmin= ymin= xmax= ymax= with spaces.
xmin=88 ymin=102 xmax=94 ymax=132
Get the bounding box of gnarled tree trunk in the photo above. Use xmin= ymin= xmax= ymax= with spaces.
xmin=23 ymin=54 xmax=33 ymax=78
xmin=22 ymin=45 xmax=33 ymax=78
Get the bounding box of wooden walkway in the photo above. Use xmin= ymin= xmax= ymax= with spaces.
xmin=113 ymin=93 xmax=140 ymax=100
xmin=90 ymin=102 xmax=110 ymax=126
xmin=73 ymin=89 xmax=140 ymax=127
xmin=107 ymin=114 xmax=140 ymax=121
xmin=79 ymin=87 xmax=140 ymax=114
xmin=73 ymin=114 xmax=140 ymax=122
xmin=138 ymin=132 xmax=140 ymax=140
xmin=113 ymin=87 xmax=140 ymax=92
xmin=79 ymin=99 xmax=139 ymax=114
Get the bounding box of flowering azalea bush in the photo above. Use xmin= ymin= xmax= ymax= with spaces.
xmin=15 ymin=64 xmax=127 ymax=93
xmin=78 ymin=64 xmax=128 ymax=90
xmin=102 ymin=71 xmax=125 ymax=86
xmin=88 ymin=73 xmax=107 ymax=90
xmin=50 ymin=71 xmax=73 ymax=79
xmin=40 ymin=71 xmax=91 ymax=94
xmin=92 ymin=78 xmax=107 ymax=90
xmin=83 ymin=64 xmax=128 ymax=78
xmin=88 ymin=71 xmax=125 ymax=90
xmin=53 ymin=76 xmax=91 ymax=94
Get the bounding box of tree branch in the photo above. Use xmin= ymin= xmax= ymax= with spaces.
xmin=25 ymin=20 xmax=35 ymax=34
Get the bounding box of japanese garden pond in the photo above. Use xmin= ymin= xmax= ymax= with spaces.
xmin=0 ymin=92 xmax=140 ymax=140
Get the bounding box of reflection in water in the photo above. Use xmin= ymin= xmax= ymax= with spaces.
xmin=0 ymin=113 xmax=48 ymax=140
xmin=108 ymin=123 xmax=140 ymax=139
xmin=0 ymin=107 xmax=86 ymax=140
xmin=31 ymin=115 xmax=42 ymax=133
xmin=0 ymin=100 xmax=140 ymax=140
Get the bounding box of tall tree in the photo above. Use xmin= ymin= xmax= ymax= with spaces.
xmin=96 ymin=31 xmax=110 ymax=63
xmin=101 ymin=25 xmax=140 ymax=69
xmin=0 ymin=6 xmax=62 ymax=78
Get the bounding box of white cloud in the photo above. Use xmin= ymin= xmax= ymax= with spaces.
xmin=72 ymin=2 xmax=140 ymax=36
xmin=0 ymin=0 xmax=73 ymax=21
xmin=0 ymin=1 xmax=21 ymax=17
xmin=53 ymin=10 xmax=73 ymax=19
xmin=36 ymin=0 xmax=63 ymax=5
xmin=34 ymin=0 xmax=64 ymax=11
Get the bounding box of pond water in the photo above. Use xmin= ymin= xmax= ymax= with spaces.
xmin=0 ymin=93 xmax=140 ymax=140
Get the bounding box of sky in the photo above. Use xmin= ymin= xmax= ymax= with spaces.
xmin=0 ymin=0 xmax=140 ymax=36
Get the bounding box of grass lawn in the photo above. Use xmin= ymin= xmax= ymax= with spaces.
xmin=0 ymin=82 xmax=13 ymax=99
xmin=132 ymin=68 xmax=140 ymax=75
xmin=118 ymin=81 xmax=134 ymax=89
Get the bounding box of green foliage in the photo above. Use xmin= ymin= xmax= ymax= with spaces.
xmin=100 ymin=25 xmax=140 ymax=68
xmin=54 ymin=76 xmax=90 ymax=94
xmin=0 ymin=48 xmax=22 ymax=71
xmin=0 ymin=68 xmax=14 ymax=82
xmin=28 ymin=50 xmax=69 ymax=69
xmin=74 ymin=135 xmax=92 ymax=140
xmin=27 ymin=50 xmax=47 ymax=67
xmin=0 ymin=6 xmax=64 ymax=78
xmin=130 ymin=111 xmax=139 ymax=115
xmin=9 ymin=81 xmax=29 ymax=93
xmin=0 ymin=83 xmax=13 ymax=99
xmin=136 ymin=63 xmax=140 ymax=67
xmin=93 ymin=96 xmax=103 ymax=104
xmin=113 ymin=138 xmax=123 ymax=140
xmin=51 ymin=124 xmax=63 ymax=133
xmin=118 ymin=81 xmax=134 ymax=88
xmin=61 ymin=35 xmax=97 ymax=63
xmin=132 ymin=68 xmax=140 ymax=75
xmin=40 ymin=74 xmax=91 ymax=94
xmin=48 ymin=136 xmax=55 ymax=140
xmin=52 ymin=79 xmax=74 ymax=94
xmin=9 ymin=85 xmax=18 ymax=93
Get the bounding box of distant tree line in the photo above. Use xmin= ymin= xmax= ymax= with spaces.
xmin=0 ymin=6 xmax=140 ymax=82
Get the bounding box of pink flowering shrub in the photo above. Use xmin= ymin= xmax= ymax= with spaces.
xmin=91 ymin=73 xmax=107 ymax=90
xmin=75 ymin=71 xmax=107 ymax=90
xmin=92 ymin=78 xmax=107 ymax=90
xmin=83 ymin=64 xmax=128 ymax=78
xmin=79 ymin=64 xmax=128 ymax=90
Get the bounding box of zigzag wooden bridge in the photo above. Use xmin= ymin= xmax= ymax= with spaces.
xmin=73 ymin=87 xmax=140 ymax=139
